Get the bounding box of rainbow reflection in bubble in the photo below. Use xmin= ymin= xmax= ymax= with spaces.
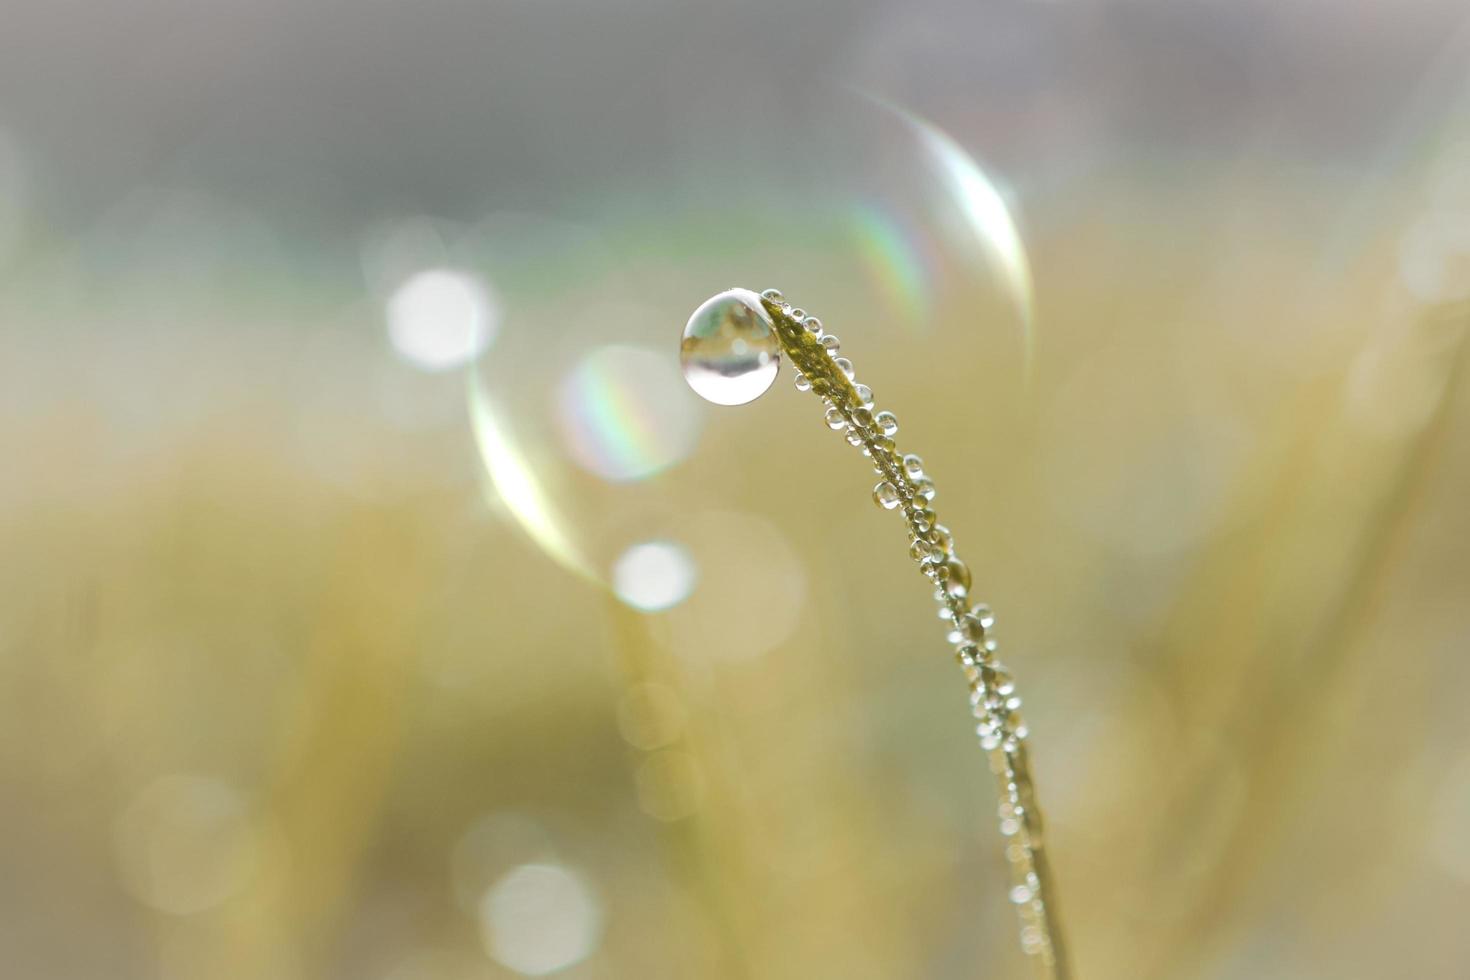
xmin=907 ymin=106 xmax=1035 ymax=373
xmin=857 ymin=93 xmax=1037 ymax=376
xmin=848 ymin=202 xmax=936 ymax=331
xmin=554 ymin=345 xmax=704 ymax=483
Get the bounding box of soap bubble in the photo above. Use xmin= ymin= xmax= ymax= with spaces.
xmin=455 ymin=91 xmax=1032 ymax=594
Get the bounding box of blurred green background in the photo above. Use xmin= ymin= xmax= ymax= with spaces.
xmin=3 ymin=1 xmax=1470 ymax=977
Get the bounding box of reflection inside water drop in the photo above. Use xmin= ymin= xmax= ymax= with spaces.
xmin=679 ymin=288 xmax=781 ymax=406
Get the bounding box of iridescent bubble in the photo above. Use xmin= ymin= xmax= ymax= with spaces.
xmin=555 ymin=345 xmax=705 ymax=483
xmin=679 ymin=288 xmax=781 ymax=406
xmin=849 ymin=201 xmax=936 ymax=330
xmin=459 ymin=99 xmax=1034 ymax=587
xmin=899 ymin=104 xmax=1033 ymax=353
xmin=469 ymin=369 xmax=593 ymax=580
xmin=479 ymin=863 xmax=602 ymax=976
xmin=838 ymin=93 xmax=1037 ymax=373
xmin=452 ymin=219 xmax=711 ymax=597
xmin=386 ymin=268 xmax=498 ymax=371
xmin=612 ymin=540 xmax=697 ymax=612
xmin=811 ymin=90 xmax=1036 ymax=375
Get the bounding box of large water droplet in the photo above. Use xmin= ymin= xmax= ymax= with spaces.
xmin=680 ymin=289 xmax=781 ymax=406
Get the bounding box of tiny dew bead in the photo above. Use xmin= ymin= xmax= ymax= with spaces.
xmin=913 ymin=477 xmax=936 ymax=501
xmin=834 ymin=357 xmax=855 ymax=379
xmin=824 ymin=406 xmax=846 ymax=429
xmin=902 ymin=454 xmax=925 ymax=478
xmin=821 ymin=334 xmax=841 ymax=353
xmin=930 ymin=524 xmax=954 ymax=553
xmin=803 ymin=316 xmax=823 ymax=334
xmin=874 ymin=411 xmax=899 ymax=436
xmin=980 ymin=664 xmax=1015 ymax=696
xmin=944 ymin=558 xmax=971 ymax=596
xmin=851 ymin=408 xmax=874 ymax=430
xmin=790 ymin=308 xmax=806 ymax=321
xmin=854 ymin=384 xmax=874 ymax=409
xmin=910 ymin=537 xmax=943 ymax=564
xmin=760 ymin=288 xmax=784 ymax=302
xmin=873 ymin=481 xmax=902 ymax=510
xmin=794 ymin=372 xmax=811 ymax=391
xmin=959 ymin=613 xmax=990 ymax=642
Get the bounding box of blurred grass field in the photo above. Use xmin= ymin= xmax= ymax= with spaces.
xmin=3 ymin=1 xmax=1470 ymax=978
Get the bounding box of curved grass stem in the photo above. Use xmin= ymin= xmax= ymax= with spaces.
xmin=758 ymin=290 xmax=1071 ymax=979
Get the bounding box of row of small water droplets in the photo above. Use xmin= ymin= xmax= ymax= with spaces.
xmin=758 ymin=288 xmax=1068 ymax=979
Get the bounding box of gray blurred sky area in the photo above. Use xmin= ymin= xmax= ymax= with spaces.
xmin=0 ymin=0 xmax=1465 ymax=232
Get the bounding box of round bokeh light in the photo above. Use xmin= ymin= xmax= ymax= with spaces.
xmin=612 ymin=540 xmax=698 ymax=612
xmin=387 ymin=268 xmax=498 ymax=371
xmin=478 ymin=863 xmax=602 ymax=976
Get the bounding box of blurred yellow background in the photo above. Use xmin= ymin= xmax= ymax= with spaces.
xmin=3 ymin=1 xmax=1470 ymax=978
